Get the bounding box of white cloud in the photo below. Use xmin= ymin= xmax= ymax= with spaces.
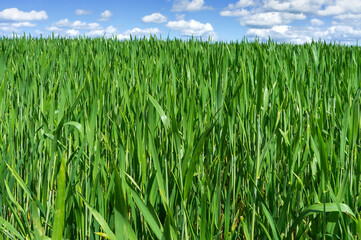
xmin=34 ymin=30 xmax=44 ymax=35
xmin=245 ymin=23 xmax=361 ymax=44
xmin=176 ymin=14 xmax=186 ymax=20
xmin=264 ymin=0 xmax=326 ymax=13
xmin=46 ymin=23 xmax=118 ymax=38
xmin=0 ymin=22 xmax=36 ymax=33
xmin=117 ymin=34 xmax=131 ymax=40
xmin=240 ymin=12 xmax=306 ymax=27
xmin=87 ymin=26 xmax=117 ymax=37
xmin=166 ymin=19 xmax=217 ymax=39
xmin=317 ymin=0 xmax=361 ymax=16
xmin=220 ymin=1 xmax=311 ymax=29
xmin=126 ymin=28 xmax=160 ymax=35
xmin=172 ymin=0 xmax=212 ymax=12
xmin=46 ymin=26 xmax=63 ymax=32
xmin=335 ymin=13 xmax=361 ymax=20
xmin=317 ymin=5 xmax=343 ymax=16
xmin=101 ymin=10 xmax=113 ymax=18
xmin=246 ymin=25 xmax=313 ymax=43
xmin=0 ymin=25 xmax=16 ymax=32
xmin=65 ymin=29 xmax=80 ymax=37
xmin=99 ymin=10 xmax=113 ymax=21
xmin=328 ymin=25 xmax=361 ymax=37
xmin=220 ymin=9 xmax=249 ymax=17
xmin=226 ymin=0 xmax=254 ymax=9
xmin=53 ymin=19 xmax=101 ymax=30
xmin=117 ymin=27 xmax=160 ymax=40
xmin=12 ymin=22 xmax=36 ymax=28
xmin=75 ymin=9 xmax=92 ymax=16
xmin=106 ymin=26 xmax=117 ymax=34
xmin=142 ymin=13 xmax=167 ymax=23
xmin=310 ymin=18 xmax=324 ymax=26
xmin=219 ymin=0 xmax=253 ymax=17
xmin=0 ymin=8 xmax=48 ymax=21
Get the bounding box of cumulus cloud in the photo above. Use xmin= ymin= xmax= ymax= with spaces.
xmin=318 ymin=6 xmax=343 ymax=16
xmin=117 ymin=27 xmax=160 ymax=40
xmin=11 ymin=22 xmax=36 ymax=28
xmin=220 ymin=0 xmax=253 ymax=17
xmin=46 ymin=22 xmax=118 ymax=38
xmin=75 ymin=9 xmax=92 ymax=16
xmin=53 ymin=19 xmax=101 ymax=30
xmin=226 ymin=0 xmax=254 ymax=9
xmin=240 ymin=12 xmax=306 ymax=27
xmin=176 ymin=14 xmax=186 ymax=20
xmin=46 ymin=26 xmax=63 ymax=32
xmin=172 ymin=0 xmax=212 ymax=12
xmin=65 ymin=29 xmax=80 ymax=37
xmin=166 ymin=19 xmax=217 ymax=39
xmin=220 ymin=0 xmax=317 ymax=30
xmin=264 ymin=0 xmax=326 ymax=13
xmin=0 ymin=22 xmax=36 ymax=33
xmin=99 ymin=10 xmax=113 ymax=21
xmin=0 ymin=21 xmax=37 ymax=36
xmin=335 ymin=13 xmax=361 ymax=20
xmin=328 ymin=25 xmax=361 ymax=38
xmin=310 ymin=18 xmax=324 ymax=26
xmin=0 ymin=25 xmax=16 ymax=32
xmin=142 ymin=13 xmax=167 ymax=23
xmin=247 ymin=25 xmax=313 ymax=43
xmin=0 ymin=8 xmax=48 ymax=21
xmin=247 ymin=25 xmax=290 ymax=38
xmin=317 ymin=0 xmax=361 ymax=16
xmin=245 ymin=22 xmax=361 ymax=44
xmin=220 ymin=9 xmax=249 ymax=17
xmin=87 ymin=26 xmax=117 ymax=37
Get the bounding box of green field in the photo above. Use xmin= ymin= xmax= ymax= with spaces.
xmin=0 ymin=37 xmax=360 ymax=239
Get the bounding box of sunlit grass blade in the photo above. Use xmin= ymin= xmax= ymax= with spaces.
xmin=51 ymin=154 xmax=66 ymax=240
xmin=0 ymin=216 xmax=25 ymax=240
xmin=31 ymin=201 xmax=46 ymax=240
xmin=78 ymin=193 xmax=117 ymax=240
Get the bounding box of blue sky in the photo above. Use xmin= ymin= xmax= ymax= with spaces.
xmin=0 ymin=0 xmax=361 ymax=44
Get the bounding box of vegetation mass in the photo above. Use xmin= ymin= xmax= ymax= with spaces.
xmin=0 ymin=37 xmax=360 ymax=239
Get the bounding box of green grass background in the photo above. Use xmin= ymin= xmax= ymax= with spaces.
xmin=0 ymin=37 xmax=360 ymax=239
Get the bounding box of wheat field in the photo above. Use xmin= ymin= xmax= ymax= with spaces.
xmin=0 ymin=37 xmax=360 ymax=239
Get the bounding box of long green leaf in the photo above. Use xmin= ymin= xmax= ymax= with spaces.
xmin=79 ymin=194 xmax=117 ymax=240
xmin=51 ymin=155 xmax=66 ymax=240
xmin=288 ymin=203 xmax=356 ymax=237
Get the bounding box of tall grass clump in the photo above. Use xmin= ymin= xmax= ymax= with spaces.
xmin=0 ymin=36 xmax=360 ymax=239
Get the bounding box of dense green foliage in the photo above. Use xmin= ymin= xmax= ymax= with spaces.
xmin=0 ymin=37 xmax=360 ymax=239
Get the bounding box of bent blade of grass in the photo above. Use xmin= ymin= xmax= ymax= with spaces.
xmin=5 ymin=163 xmax=32 ymax=199
xmin=4 ymin=180 xmax=25 ymax=214
xmin=326 ymin=185 xmax=348 ymax=236
xmin=127 ymin=184 xmax=163 ymax=239
xmin=147 ymin=93 xmax=170 ymax=130
xmin=78 ymin=193 xmax=117 ymax=240
xmin=288 ymin=203 xmax=356 ymax=238
xmin=63 ymin=121 xmax=84 ymax=138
